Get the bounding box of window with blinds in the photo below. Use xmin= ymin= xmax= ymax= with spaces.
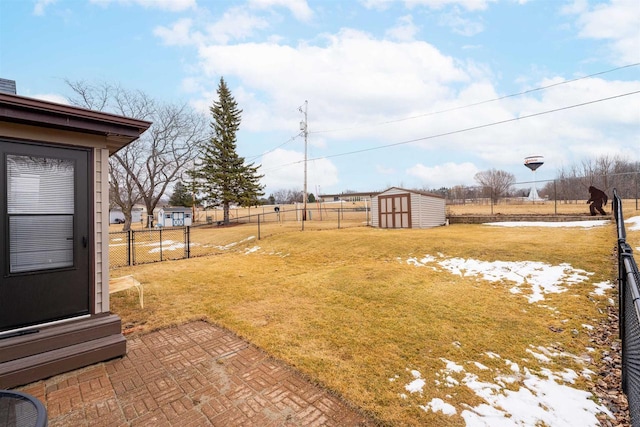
xmin=7 ymin=154 xmax=75 ymax=273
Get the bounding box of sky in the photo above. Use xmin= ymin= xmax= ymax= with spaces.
xmin=1 ymin=0 xmax=639 ymax=198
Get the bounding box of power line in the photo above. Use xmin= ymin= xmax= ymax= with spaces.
xmin=309 ymin=63 xmax=640 ymax=135
xmin=259 ymin=90 xmax=640 ymax=173
xmin=249 ymin=63 xmax=639 ymax=167
xmin=245 ymin=132 xmax=303 ymax=163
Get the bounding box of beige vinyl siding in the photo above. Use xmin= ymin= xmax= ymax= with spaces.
xmin=94 ymin=148 xmax=110 ymax=313
xmin=412 ymin=193 xmax=446 ymax=228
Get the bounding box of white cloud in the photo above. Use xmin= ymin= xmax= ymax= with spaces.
xmin=566 ymin=0 xmax=640 ymax=64
xmin=32 ymin=93 xmax=70 ymax=105
xmin=154 ymin=18 xmax=197 ymax=46
xmin=155 ymin=8 xmax=271 ymax=46
xmin=249 ymin=0 xmax=313 ymax=22
xmin=361 ymin=0 xmax=496 ymax=12
xmin=176 ymin=24 xmax=639 ymax=190
xmin=406 ymin=162 xmax=479 ymax=188
xmin=385 ymin=15 xmax=419 ymax=41
xmin=438 ymin=7 xmax=485 ymax=36
xmin=193 ymin=28 xmax=468 ymax=135
xmin=204 ymin=8 xmax=271 ymax=44
xmin=33 ymin=0 xmax=56 ymax=16
xmin=90 ymin=0 xmax=196 ymax=12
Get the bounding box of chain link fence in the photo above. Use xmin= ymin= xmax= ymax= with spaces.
xmin=613 ymin=188 xmax=640 ymax=427
xmin=109 ymin=206 xmax=370 ymax=268
xmin=445 ymin=172 xmax=639 ymax=216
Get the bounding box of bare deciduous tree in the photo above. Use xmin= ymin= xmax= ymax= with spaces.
xmin=474 ymin=169 xmax=516 ymax=203
xmin=67 ymin=80 xmax=207 ymax=230
xmin=272 ymin=188 xmax=303 ymax=204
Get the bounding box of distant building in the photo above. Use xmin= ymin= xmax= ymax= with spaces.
xmin=318 ymin=192 xmax=378 ymax=202
xmin=157 ymin=207 xmax=192 ymax=227
xmin=109 ymin=206 xmax=144 ymax=224
xmin=371 ymin=187 xmax=446 ymax=229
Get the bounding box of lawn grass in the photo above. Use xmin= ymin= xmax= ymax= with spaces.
xmin=109 ymin=218 xmax=624 ymax=426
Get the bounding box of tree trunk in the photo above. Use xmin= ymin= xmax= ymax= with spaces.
xmin=121 ymin=206 xmax=133 ymax=232
xmin=223 ymin=201 xmax=230 ymax=225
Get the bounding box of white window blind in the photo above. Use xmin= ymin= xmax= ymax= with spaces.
xmin=7 ymin=155 xmax=75 ymax=273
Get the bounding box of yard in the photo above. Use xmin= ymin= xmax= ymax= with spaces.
xmin=108 ymin=208 xmax=639 ymax=426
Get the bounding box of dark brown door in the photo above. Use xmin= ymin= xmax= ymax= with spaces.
xmin=0 ymin=139 xmax=90 ymax=333
xmin=379 ymin=194 xmax=411 ymax=228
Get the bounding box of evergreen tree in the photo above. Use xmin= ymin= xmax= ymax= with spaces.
xmin=192 ymin=77 xmax=264 ymax=224
xmin=169 ymin=181 xmax=193 ymax=207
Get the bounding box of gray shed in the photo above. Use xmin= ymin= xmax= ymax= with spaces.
xmin=371 ymin=187 xmax=446 ymax=229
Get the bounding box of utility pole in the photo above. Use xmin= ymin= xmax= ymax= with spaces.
xmin=299 ymin=100 xmax=308 ymax=230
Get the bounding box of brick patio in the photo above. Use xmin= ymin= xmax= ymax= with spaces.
xmin=16 ymin=321 xmax=376 ymax=426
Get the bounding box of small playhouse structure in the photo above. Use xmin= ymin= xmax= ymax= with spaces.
xmin=0 ymin=83 xmax=151 ymax=388
xmin=371 ymin=187 xmax=446 ymax=229
xmin=156 ymin=206 xmax=192 ymax=227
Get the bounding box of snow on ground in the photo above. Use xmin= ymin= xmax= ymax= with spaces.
xmin=626 ymin=216 xmax=640 ymax=231
xmin=483 ymin=220 xmax=610 ymax=228
xmin=393 ymin=350 xmax=612 ymax=426
xmin=148 ymin=240 xmax=186 ymax=253
xmin=395 ymin=220 xmax=617 ymax=425
xmin=144 ymin=236 xmax=256 ymax=253
xmin=404 ymin=254 xmax=597 ymax=303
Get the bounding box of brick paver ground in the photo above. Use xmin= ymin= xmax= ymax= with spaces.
xmin=17 ymin=321 xmax=376 ymax=426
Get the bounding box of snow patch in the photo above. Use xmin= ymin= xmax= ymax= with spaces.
xmin=407 ymin=254 xmax=593 ymax=303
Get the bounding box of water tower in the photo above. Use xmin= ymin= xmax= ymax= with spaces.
xmin=524 ymin=155 xmax=544 ymax=201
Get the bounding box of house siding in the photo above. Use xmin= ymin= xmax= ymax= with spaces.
xmin=95 ymin=148 xmax=110 ymax=313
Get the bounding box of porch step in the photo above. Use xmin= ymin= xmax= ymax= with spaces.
xmin=0 ymin=315 xmax=126 ymax=388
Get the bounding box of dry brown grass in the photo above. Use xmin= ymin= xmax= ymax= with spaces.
xmin=109 ymin=215 xmax=630 ymax=426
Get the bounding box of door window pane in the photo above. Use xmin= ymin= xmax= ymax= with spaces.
xmin=9 ymin=216 xmax=73 ymax=272
xmin=7 ymin=155 xmax=75 ymax=273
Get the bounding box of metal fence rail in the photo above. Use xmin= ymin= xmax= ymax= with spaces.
xmin=109 ymin=207 xmax=370 ymax=268
xmin=613 ymin=188 xmax=640 ymax=427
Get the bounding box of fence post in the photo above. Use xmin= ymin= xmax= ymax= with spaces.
xmin=553 ymin=180 xmax=557 ymax=214
xmin=127 ymin=230 xmax=132 ymax=266
xmin=185 ymin=226 xmax=190 ymax=259
xmin=338 ymin=207 xmax=341 ymax=229
xmin=159 ymin=228 xmax=163 ymax=262
xmin=258 ymin=214 xmax=261 ymax=240
xmin=131 ymin=230 xmax=136 ymax=265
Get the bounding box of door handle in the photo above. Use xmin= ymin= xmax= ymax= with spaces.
xmin=83 ymin=236 xmax=88 ymax=248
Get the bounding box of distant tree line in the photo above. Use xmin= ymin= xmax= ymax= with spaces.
xmin=539 ymin=156 xmax=639 ymax=202
xmin=423 ymin=156 xmax=639 ymax=203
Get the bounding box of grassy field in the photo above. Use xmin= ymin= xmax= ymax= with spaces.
xmin=108 ymin=208 xmax=636 ymax=425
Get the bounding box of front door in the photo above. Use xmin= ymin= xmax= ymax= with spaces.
xmin=0 ymin=139 xmax=91 ymax=333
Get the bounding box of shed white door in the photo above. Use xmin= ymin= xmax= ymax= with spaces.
xmin=172 ymin=212 xmax=184 ymax=226
xmin=379 ymin=193 xmax=411 ymax=228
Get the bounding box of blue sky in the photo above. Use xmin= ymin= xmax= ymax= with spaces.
xmin=1 ymin=0 xmax=639 ymax=197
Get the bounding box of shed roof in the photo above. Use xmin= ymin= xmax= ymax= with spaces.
xmin=378 ymin=187 xmax=445 ymax=199
xmin=0 ymin=92 xmax=152 ymax=155
xmin=159 ymin=207 xmax=192 ymax=212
